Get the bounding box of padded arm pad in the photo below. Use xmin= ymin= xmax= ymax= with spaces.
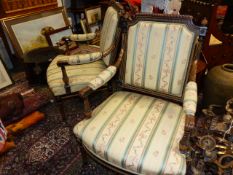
xmin=57 ymin=52 xmax=103 ymax=65
xmin=70 ymin=33 xmax=96 ymax=41
xmin=183 ymin=81 xmax=197 ymax=116
xmin=88 ymin=66 xmax=117 ymax=90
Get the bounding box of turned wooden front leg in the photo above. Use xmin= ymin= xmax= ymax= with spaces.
xmin=83 ymin=97 xmax=91 ymax=119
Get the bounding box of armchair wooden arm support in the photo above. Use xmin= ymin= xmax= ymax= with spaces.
xmin=56 ymin=44 xmax=117 ymax=96
xmin=184 ymin=114 xmax=195 ymax=131
xmin=79 ymin=49 xmax=124 ymax=119
xmin=79 ymin=49 xmax=124 ymax=98
xmin=180 ymin=114 xmax=196 ymax=155
xmin=79 ymin=87 xmax=93 ymax=99
xmin=180 ymin=59 xmax=198 ymax=156
xmin=57 ymin=60 xmax=69 ymax=67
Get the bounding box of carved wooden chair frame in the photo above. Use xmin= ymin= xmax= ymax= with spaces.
xmin=77 ymin=13 xmax=203 ymax=173
xmin=52 ymin=1 xmax=127 ymax=120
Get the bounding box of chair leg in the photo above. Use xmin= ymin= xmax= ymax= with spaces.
xmin=56 ymin=97 xmax=66 ymax=121
xmin=78 ymin=139 xmax=88 ymax=166
xmin=83 ymin=97 xmax=91 ymax=119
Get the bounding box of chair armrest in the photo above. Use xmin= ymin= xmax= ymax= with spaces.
xmin=183 ymin=81 xmax=197 ymax=116
xmin=56 ymin=43 xmax=116 ymax=66
xmin=180 ymin=81 xmax=197 ymax=155
xmin=56 ymin=52 xmax=102 ymax=66
xmin=70 ymin=33 xmax=96 ymax=42
xmin=79 ymin=49 xmax=124 ymax=98
xmin=88 ymin=66 xmax=117 ymax=90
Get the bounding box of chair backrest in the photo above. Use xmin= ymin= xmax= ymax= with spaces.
xmin=119 ymin=14 xmax=200 ymax=102
xmin=100 ymin=3 xmax=121 ymax=66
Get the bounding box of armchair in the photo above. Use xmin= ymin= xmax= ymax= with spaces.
xmin=47 ymin=1 xmax=125 ymax=119
xmin=73 ymin=14 xmax=202 ymax=174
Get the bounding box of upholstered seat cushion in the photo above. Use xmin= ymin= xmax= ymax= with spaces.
xmin=73 ymin=91 xmax=186 ymax=174
xmin=47 ymin=56 xmax=107 ymax=96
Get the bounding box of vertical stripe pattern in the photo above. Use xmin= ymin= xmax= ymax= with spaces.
xmin=100 ymin=7 xmax=119 ymax=65
xmin=74 ymin=91 xmax=186 ymax=174
xmin=124 ymin=22 xmax=195 ymax=97
xmin=47 ymin=56 xmax=106 ymax=96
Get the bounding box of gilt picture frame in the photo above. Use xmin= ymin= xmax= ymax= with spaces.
xmin=44 ymin=26 xmax=78 ymax=51
xmin=45 ymin=26 xmax=73 ymax=46
xmin=0 ymin=57 xmax=13 ymax=90
xmin=2 ymin=7 xmax=69 ymax=58
xmin=85 ymin=6 xmax=102 ymax=33
xmin=85 ymin=6 xmax=101 ymax=25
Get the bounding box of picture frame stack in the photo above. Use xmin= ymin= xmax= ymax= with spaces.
xmin=1 ymin=7 xmax=69 ymax=58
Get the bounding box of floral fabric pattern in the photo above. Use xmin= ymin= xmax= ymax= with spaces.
xmin=74 ymin=91 xmax=186 ymax=174
xmin=47 ymin=56 xmax=106 ymax=96
xmin=70 ymin=33 xmax=96 ymax=41
xmin=88 ymin=66 xmax=117 ymax=90
xmin=100 ymin=7 xmax=119 ymax=65
xmin=125 ymin=21 xmax=195 ymax=97
xmin=183 ymin=81 xmax=197 ymax=116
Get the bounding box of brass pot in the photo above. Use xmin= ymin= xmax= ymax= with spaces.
xmin=204 ymin=64 xmax=233 ymax=107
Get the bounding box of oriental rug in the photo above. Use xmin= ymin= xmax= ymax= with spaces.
xmin=0 ymin=72 xmax=116 ymax=175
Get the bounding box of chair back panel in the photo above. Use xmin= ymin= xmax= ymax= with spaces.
xmin=100 ymin=6 xmax=119 ymax=66
xmin=122 ymin=17 xmax=199 ymax=101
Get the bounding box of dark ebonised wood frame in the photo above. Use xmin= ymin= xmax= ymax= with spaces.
xmin=77 ymin=13 xmax=203 ymax=174
xmin=50 ymin=0 xmax=126 ymax=120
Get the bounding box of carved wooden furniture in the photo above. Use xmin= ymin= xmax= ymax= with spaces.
xmin=180 ymin=0 xmax=233 ymax=69
xmin=73 ymin=14 xmax=202 ymax=174
xmin=46 ymin=1 xmax=125 ymax=119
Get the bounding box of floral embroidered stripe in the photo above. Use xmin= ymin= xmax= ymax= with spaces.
xmin=158 ymin=24 xmax=181 ymax=93
xmin=100 ymin=8 xmax=116 ymax=51
xmin=91 ymin=93 xmax=132 ymax=153
xmin=137 ymin=102 xmax=169 ymax=173
xmin=120 ymin=98 xmax=157 ymax=167
xmin=159 ymin=108 xmax=183 ymax=174
xmin=130 ymin=23 xmax=140 ymax=85
xmin=79 ymin=92 xmax=120 ymax=139
xmin=177 ymin=33 xmax=194 ymax=96
xmin=169 ymin=27 xmax=183 ymax=93
xmin=139 ymin=103 xmax=182 ymax=173
xmin=156 ymin=25 xmax=169 ymax=91
xmin=142 ymin=23 xmax=153 ymax=87
xmin=103 ymin=96 xmax=144 ymax=160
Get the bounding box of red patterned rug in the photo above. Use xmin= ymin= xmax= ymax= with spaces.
xmin=0 ymin=72 xmax=52 ymax=125
xmin=0 ymin=72 xmax=117 ymax=174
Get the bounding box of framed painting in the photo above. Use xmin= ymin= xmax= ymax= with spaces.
xmin=2 ymin=7 xmax=69 ymax=58
xmin=44 ymin=26 xmax=73 ymax=46
xmin=44 ymin=26 xmax=78 ymax=51
xmin=85 ymin=6 xmax=101 ymax=25
xmin=0 ymin=57 xmax=13 ymax=90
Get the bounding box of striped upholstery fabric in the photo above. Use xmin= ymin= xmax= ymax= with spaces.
xmin=88 ymin=66 xmax=117 ymax=90
xmin=74 ymin=91 xmax=186 ymax=174
xmin=183 ymin=81 xmax=197 ymax=116
xmin=47 ymin=56 xmax=107 ymax=96
xmin=56 ymin=52 xmax=103 ymax=65
xmin=125 ymin=22 xmax=195 ymax=97
xmin=0 ymin=119 xmax=7 ymax=151
xmin=100 ymin=6 xmax=119 ymax=66
xmin=70 ymin=33 xmax=96 ymax=41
